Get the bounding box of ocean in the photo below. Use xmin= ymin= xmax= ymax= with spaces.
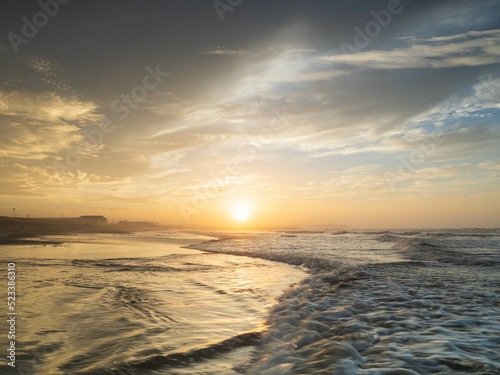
xmin=0 ymin=229 xmax=499 ymax=374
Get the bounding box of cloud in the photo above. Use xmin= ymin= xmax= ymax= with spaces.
xmin=0 ymin=90 xmax=103 ymax=161
xmin=295 ymin=160 xmax=499 ymax=200
xmin=202 ymin=47 xmax=248 ymax=55
xmin=83 ymin=196 xmax=160 ymax=204
xmin=1 ymin=5 xmax=498 ymax=220
xmin=0 ymin=120 xmax=82 ymax=160
xmin=324 ymin=29 xmax=500 ymax=69
xmin=26 ymin=56 xmax=72 ymax=92
xmin=0 ymin=163 xmax=124 ymax=198
xmin=479 ymin=160 xmax=500 ymax=171
xmin=0 ymin=90 xmax=100 ymax=123
xmin=275 ymin=70 xmax=350 ymax=82
xmin=308 ymin=124 xmax=500 ymax=162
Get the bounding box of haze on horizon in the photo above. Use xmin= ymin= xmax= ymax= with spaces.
xmin=0 ymin=0 xmax=499 ymax=229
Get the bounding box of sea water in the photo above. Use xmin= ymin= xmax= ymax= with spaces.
xmin=0 ymin=229 xmax=499 ymax=374
xmin=191 ymin=229 xmax=500 ymax=374
xmin=0 ymin=231 xmax=305 ymax=374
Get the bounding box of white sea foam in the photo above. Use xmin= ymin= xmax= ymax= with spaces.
xmin=192 ymin=230 xmax=500 ymax=374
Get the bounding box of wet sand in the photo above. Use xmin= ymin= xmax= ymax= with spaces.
xmin=0 ymin=216 xmax=170 ymax=245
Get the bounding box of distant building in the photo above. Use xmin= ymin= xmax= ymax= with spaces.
xmin=78 ymin=216 xmax=108 ymax=224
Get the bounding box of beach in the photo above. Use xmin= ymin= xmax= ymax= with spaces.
xmin=0 ymin=229 xmax=499 ymax=374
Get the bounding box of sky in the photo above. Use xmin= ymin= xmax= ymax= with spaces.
xmin=0 ymin=0 xmax=499 ymax=228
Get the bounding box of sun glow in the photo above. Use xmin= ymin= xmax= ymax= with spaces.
xmin=231 ymin=200 xmax=252 ymax=222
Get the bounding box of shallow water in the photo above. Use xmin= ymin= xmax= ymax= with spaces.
xmin=0 ymin=231 xmax=306 ymax=374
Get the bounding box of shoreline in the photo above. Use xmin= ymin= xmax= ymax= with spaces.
xmin=0 ymin=216 xmax=174 ymax=246
xmin=0 ymin=238 xmax=64 ymax=246
xmin=0 ymin=231 xmax=216 ymax=261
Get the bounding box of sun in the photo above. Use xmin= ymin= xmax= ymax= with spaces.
xmin=231 ymin=200 xmax=252 ymax=222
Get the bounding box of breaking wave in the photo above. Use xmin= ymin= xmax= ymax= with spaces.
xmin=392 ymin=238 xmax=500 ymax=266
xmin=192 ymin=230 xmax=500 ymax=374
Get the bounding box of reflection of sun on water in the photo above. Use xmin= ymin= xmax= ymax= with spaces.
xmin=232 ymin=200 xmax=252 ymax=222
